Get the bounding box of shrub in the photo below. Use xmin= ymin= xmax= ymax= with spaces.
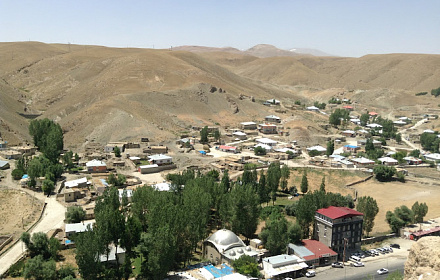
xmin=415 ymin=91 xmax=428 ymax=96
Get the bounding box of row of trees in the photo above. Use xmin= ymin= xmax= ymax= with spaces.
xmin=386 ymin=202 xmax=429 ymax=233
xmin=200 ymin=126 xmax=221 ymax=143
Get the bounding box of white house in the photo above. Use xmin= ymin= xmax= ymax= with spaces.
xmin=147 ymin=154 xmax=173 ymax=165
xmin=240 ymin=122 xmax=257 ymax=130
xmin=378 ymin=157 xmax=399 ymax=166
xmin=262 ymin=254 xmax=308 ymax=279
xmin=306 ymin=145 xmax=327 ymax=155
xmin=351 ymin=157 xmax=375 ymax=167
xmin=232 ymin=131 xmax=247 ymax=140
xmin=266 ymin=98 xmax=280 ymax=105
xmin=366 ymin=123 xmax=383 ymax=129
xmin=118 ymin=189 xmax=133 ymax=202
xmin=65 ymin=221 xmax=94 ymax=239
xmin=256 ymin=138 xmax=278 ymax=146
xmin=424 ymin=153 xmax=440 ymax=162
xmin=265 ymin=115 xmax=281 ymax=123
xmin=306 ymin=106 xmax=320 ymax=112
xmin=64 ymin=177 xmax=90 ymax=189
xmin=254 ymin=143 xmax=273 ymax=152
xmin=153 ymin=182 xmax=172 ymax=191
xmin=86 ymin=159 xmax=107 ymax=172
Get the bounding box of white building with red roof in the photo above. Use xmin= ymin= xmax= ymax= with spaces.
xmin=314 ymin=206 xmax=364 ymax=260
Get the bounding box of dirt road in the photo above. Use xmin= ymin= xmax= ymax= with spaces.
xmin=0 ymin=191 xmax=66 ymax=277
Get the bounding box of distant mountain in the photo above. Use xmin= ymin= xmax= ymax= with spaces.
xmin=289 ymin=48 xmax=334 ymax=57
xmin=173 ymin=44 xmax=333 ymax=58
xmin=244 ymin=44 xmax=304 ymax=58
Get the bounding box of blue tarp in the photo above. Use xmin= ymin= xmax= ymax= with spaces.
xmin=199 ymin=151 xmax=206 ymax=155
xmin=22 ymin=174 xmax=29 ymax=179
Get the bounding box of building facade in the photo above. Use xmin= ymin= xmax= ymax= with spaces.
xmin=314 ymin=206 xmax=363 ymax=260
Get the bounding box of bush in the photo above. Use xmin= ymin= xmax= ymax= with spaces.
xmin=415 ymin=91 xmax=428 ymax=96
xmin=373 ymin=165 xmax=396 ymax=182
xmin=431 ymin=87 xmax=440 ymax=97
xmin=11 ymin=169 xmax=25 ymax=180
xmin=254 ymin=146 xmax=266 ymax=156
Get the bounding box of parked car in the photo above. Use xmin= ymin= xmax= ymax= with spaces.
xmin=350 ymin=256 xmax=361 ymax=262
xmin=305 ymin=270 xmax=316 ymax=277
xmin=332 ymin=262 xmax=344 ymax=268
xmin=351 ymin=261 xmax=365 ymax=267
xmin=370 ymin=249 xmax=379 ymax=256
xmin=383 ymin=246 xmax=393 ymax=253
xmin=390 ymin=243 xmax=400 ymax=249
xmin=377 ymin=268 xmax=389 ymax=275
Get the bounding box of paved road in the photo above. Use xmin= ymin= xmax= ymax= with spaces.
xmin=313 ymin=255 xmax=406 ymax=280
xmin=0 ymin=195 xmax=66 ymax=277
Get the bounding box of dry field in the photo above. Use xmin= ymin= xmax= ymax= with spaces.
xmin=0 ymin=189 xmax=43 ymax=248
xmin=355 ymin=176 xmax=440 ymax=234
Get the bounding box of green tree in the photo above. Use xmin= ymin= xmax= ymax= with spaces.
xmin=267 ymin=162 xmax=281 ymax=204
xmin=42 ymin=179 xmax=55 ymax=195
xmin=360 ymin=113 xmax=370 ymax=126
xmin=356 ymin=196 xmax=379 ymax=237
xmin=280 ymin=165 xmax=290 ymax=192
xmin=254 ymin=146 xmax=266 ymax=156
xmin=259 ymin=211 xmax=288 ymax=255
xmin=29 ymin=119 xmax=64 ymax=164
xmin=21 ymin=232 xmax=59 ymax=260
xmin=230 ymin=184 xmax=260 ymax=240
xmin=287 ymin=222 xmax=302 ymax=244
xmin=62 ymin=151 xmax=74 ymax=169
xmin=75 ymin=227 xmax=104 ymax=280
xmin=385 ymin=211 xmax=406 ymax=234
xmin=23 ymin=255 xmax=57 ymax=280
xmin=12 ymin=169 xmax=25 ymax=180
xmin=65 ymin=206 xmax=86 ymax=223
xmin=200 ymin=126 xmax=209 ymax=143
xmin=420 ymin=132 xmax=440 ymax=152
xmin=114 ymin=146 xmax=121 ymax=157
xmin=257 ymin=171 xmax=270 ymax=205
xmin=412 ymin=201 xmax=428 ymax=223
xmin=329 ymin=108 xmax=349 ymax=126
xmin=326 ymin=140 xmax=334 ymax=156
xmin=57 ymin=265 xmax=76 ymax=279
xmin=409 ymin=149 xmax=420 ymax=158
xmin=300 ymin=171 xmax=308 ymax=194
xmin=395 ymin=133 xmax=402 ymax=144
xmin=213 ymin=130 xmax=221 ymax=142
xmin=373 ymin=165 xmax=396 ymax=181
xmin=295 ymin=193 xmax=316 ymax=238
xmin=319 ymin=176 xmax=326 ymax=193
xmin=232 ymin=255 xmax=260 ymax=278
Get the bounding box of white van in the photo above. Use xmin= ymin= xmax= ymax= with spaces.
xmin=350 ymin=256 xmax=361 ymax=262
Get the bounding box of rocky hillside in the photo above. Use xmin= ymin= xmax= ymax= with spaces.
xmin=405 ymin=236 xmax=440 ymax=280
xmin=0 ymin=41 xmax=439 ymax=147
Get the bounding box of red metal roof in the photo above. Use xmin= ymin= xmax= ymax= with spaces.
xmin=369 ymin=112 xmax=378 ymax=116
xmin=343 ymin=105 xmax=353 ymax=109
xmin=301 ymin=239 xmax=338 ymax=260
xmin=316 ymin=206 xmax=363 ymax=220
xmin=411 ymin=227 xmax=440 ymax=238
xmin=219 ymin=145 xmax=236 ymax=150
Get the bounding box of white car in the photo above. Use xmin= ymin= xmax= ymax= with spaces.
xmin=305 ymin=270 xmax=316 ymax=277
xmin=352 ymin=261 xmax=365 ymax=267
xmin=377 ymin=268 xmax=389 ymax=275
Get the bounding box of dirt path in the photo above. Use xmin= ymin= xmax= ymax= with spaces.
xmin=0 ymin=195 xmax=65 ymax=277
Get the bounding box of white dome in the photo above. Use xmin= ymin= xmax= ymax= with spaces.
xmin=229 ymin=250 xmax=236 ymax=256
xmin=206 ymin=229 xmax=246 ymax=252
xmin=245 ymin=246 xmax=252 ymax=251
xmin=237 ymin=248 xmax=244 ymax=254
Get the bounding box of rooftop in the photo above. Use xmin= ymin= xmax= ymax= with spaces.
xmin=289 ymin=240 xmax=337 ymax=261
xmin=317 ymin=206 xmax=363 ymax=220
xmin=86 ymin=159 xmax=106 ymax=167
xmin=148 ymin=154 xmax=172 ymax=160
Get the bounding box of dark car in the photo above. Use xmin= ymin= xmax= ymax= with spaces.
xmin=390 ymin=243 xmax=400 ymax=249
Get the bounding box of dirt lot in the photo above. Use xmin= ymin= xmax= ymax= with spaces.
xmin=0 ymin=189 xmax=43 ymax=249
xmin=355 ymin=176 xmax=440 ymax=234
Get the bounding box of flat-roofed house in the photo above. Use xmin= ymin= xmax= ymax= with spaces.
xmin=378 ymin=157 xmax=398 ymax=166
xmin=86 ymin=159 xmax=107 ymax=173
xmin=240 ymin=122 xmax=257 ymax=130
xmin=258 ymin=123 xmax=277 ymax=134
xmin=147 ymin=154 xmax=172 ymax=165
xmin=262 ymin=254 xmax=308 ymax=279
xmin=265 ymin=115 xmax=281 ymax=123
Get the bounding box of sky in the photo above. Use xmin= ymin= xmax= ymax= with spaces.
xmin=1 ymin=0 xmax=439 ymax=57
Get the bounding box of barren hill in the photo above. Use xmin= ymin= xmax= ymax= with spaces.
xmin=0 ymin=42 xmax=439 ymax=147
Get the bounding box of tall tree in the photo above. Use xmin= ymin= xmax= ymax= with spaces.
xmin=280 ymin=165 xmax=290 ymax=192
xmin=412 ymin=201 xmax=429 ymax=223
xmin=114 ymin=146 xmax=121 ymax=157
xmin=65 ymin=206 xmax=86 ymax=223
xmin=200 ymin=126 xmax=209 ymax=143
xmin=319 ymin=176 xmax=326 ymax=193
xmin=267 ymin=162 xmax=281 ymax=204
xmin=356 ymin=196 xmax=379 ymax=236
xmin=296 ymin=193 xmax=316 ymax=238
xmin=75 ymin=228 xmax=104 ymax=280
xmin=326 ymin=140 xmax=334 ymax=156
xmin=287 ymin=222 xmax=302 ymax=244
xmin=232 ymin=255 xmax=260 ymax=278
xmin=300 ymin=171 xmax=309 ymax=194
xmin=230 ymin=184 xmax=260 ymax=240
xmin=259 ymin=211 xmax=288 ymax=255
xmin=257 ymin=171 xmax=270 ymax=205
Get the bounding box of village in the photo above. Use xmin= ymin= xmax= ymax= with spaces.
xmin=1 ymin=96 xmax=440 ymax=280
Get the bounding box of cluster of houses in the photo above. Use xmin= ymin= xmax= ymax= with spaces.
xmin=200 ymin=206 xmax=364 ymax=279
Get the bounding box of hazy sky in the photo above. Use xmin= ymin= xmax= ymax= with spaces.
xmin=1 ymin=0 xmax=439 ymax=57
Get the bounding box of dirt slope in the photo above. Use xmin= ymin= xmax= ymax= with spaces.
xmin=404 ymin=236 xmax=440 ymax=280
xmin=0 ymin=42 xmax=439 ymax=147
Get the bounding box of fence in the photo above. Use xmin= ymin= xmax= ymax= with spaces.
xmin=361 ymin=233 xmax=396 ymax=245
